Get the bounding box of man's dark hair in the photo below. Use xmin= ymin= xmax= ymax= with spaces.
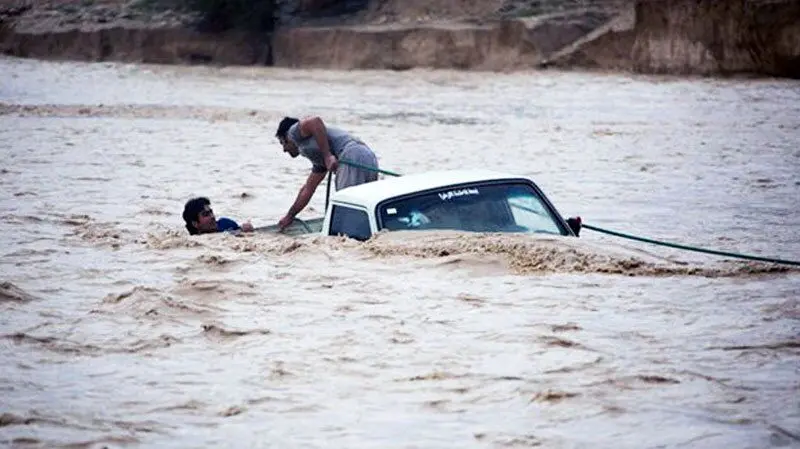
xmin=276 ymin=116 xmax=299 ymax=140
xmin=182 ymin=196 xmax=211 ymax=235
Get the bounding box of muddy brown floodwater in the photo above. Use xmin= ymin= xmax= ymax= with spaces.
xmin=1 ymin=56 xmax=799 ymax=449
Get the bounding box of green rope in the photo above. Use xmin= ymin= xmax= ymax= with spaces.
xmin=324 ymin=171 xmax=333 ymax=211
xmin=582 ymin=224 xmax=800 ymax=266
xmin=339 ymin=159 xmax=402 ymax=177
xmin=292 ymin=217 xmax=312 ymax=233
xmin=335 ymin=160 xmax=800 ymax=267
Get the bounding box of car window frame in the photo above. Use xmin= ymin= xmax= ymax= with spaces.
xmin=374 ymin=179 xmax=572 ymax=236
xmin=328 ymin=204 xmax=373 ymax=241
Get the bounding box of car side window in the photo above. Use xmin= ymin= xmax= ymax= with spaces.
xmin=329 ymin=205 xmax=372 ymax=241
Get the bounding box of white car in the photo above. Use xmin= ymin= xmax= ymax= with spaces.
xmin=271 ymin=169 xmax=582 ymax=240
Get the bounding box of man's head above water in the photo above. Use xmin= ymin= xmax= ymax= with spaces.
xmin=275 ymin=116 xmax=300 ymax=158
xmin=182 ymin=196 xmax=217 ymax=235
xmin=182 ymin=197 xmax=254 ymax=235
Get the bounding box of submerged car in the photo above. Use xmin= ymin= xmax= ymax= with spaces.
xmin=270 ymin=169 xmax=582 ymax=240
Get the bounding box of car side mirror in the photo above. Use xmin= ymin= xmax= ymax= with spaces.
xmin=566 ymin=216 xmax=582 ymax=237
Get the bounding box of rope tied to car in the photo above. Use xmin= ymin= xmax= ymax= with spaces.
xmin=329 ymin=159 xmax=800 ymax=267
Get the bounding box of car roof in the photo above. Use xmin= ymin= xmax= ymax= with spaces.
xmin=330 ymin=168 xmax=533 ymax=210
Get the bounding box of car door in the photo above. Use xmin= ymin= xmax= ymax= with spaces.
xmin=328 ymin=205 xmax=372 ymax=241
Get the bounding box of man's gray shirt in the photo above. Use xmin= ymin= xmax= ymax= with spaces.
xmin=287 ymin=123 xmax=365 ymax=173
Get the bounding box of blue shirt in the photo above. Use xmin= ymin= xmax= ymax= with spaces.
xmin=216 ymin=217 xmax=240 ymax=232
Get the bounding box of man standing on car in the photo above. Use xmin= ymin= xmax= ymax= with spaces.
xmin=274 ymin=115 xmax=379 ymax=231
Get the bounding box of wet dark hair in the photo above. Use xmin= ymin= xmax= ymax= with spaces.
xmin=182 ymin=196 xmax=210 ymax=235
xmin=276 ymin=116 xmax=299 ymax=140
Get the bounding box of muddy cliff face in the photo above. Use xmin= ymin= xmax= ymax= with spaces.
xmin=272 ymin=0 xmax=800 ymax=78
xmin=630 ymin=0 xmax=800 ymax=78
xmin=0 ymin=0 xmax=273 ymax=65
xmin=0 ymin=26 xmax=271 ymax=65
xmin=0 ymin=0 xmax=798 ymax=78
xmin=271 ymin=16 xmax=608 ymax=71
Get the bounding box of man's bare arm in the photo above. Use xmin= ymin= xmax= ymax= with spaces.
xmin=285 ymin=170 xmax=327 ymax=220
xmin=298 ymin=116 xmax=334 ymax=161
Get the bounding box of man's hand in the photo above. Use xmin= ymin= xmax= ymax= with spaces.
xmin=241 ymin=221 xmax=254 ymax=232
xmin=280 ymin=172 xmax=326 ymax=233
xmin=325 ymin=154 xmax=338 ymax=172
xmin=278 ymin=215 xmax=294 ymax=231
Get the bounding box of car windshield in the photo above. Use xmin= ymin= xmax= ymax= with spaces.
xmin=377 ymin=181 xmax=567 ymax=235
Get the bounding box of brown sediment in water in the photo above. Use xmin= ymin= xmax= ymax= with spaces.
xmin=142 ymin=230 xmax=205 ymax=250
xmin=195 ymin=254 xmax=236 ymax=266
xmin=136 ymin=229 xmax=799 ymax=278
xmin=551 ymin=323 xmax=582 ymax=332
xmin=68 ymin=221 xmax=127 ymax=248
xmin=530 ymin=390 xmax=580 ymax=403
xmin=403 ymin=371 xmax=469 ymax=382
xmin=715 ymin=340 xmax=800 ymax=352
xmin=761 ymin=299 xmax=800 ymax=321
xmin=172 ymin=278 xmax=258 ymax=298
xmin=1 ymin=55 xmax=798 ymax=448
xmin=0 ymin=412 xmax=61 ymax=427
xmin=98 ymin=285 xmax=218 ymax=318
xmin=1 ymin=331 xmax=181 ymax=356
xmin=0 ymin=102 xmax=278 ymax=124
xmin=0 ymin=211 xmax=132 ymax=249
xmin=350 ymin=232 xmax=797 ymax=278
xmin=0 ymin=281 xmax=38 ymax=302
xmin=201 ymin=322 xmax=272 ymax=342
xmin=587 ymin=374 xmax=683 ymax=391
xmin=538 ymin=335 xmax=588 ymax=349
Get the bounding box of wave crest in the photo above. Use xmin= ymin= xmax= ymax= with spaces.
xmin=356 ymin=231 xmax=796 ymax=277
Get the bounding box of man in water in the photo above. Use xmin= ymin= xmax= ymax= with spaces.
xmin=275 ymin=116 xmax=379 ymax=231
xmin=182 ymin=196 xmax=254 ymax=235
